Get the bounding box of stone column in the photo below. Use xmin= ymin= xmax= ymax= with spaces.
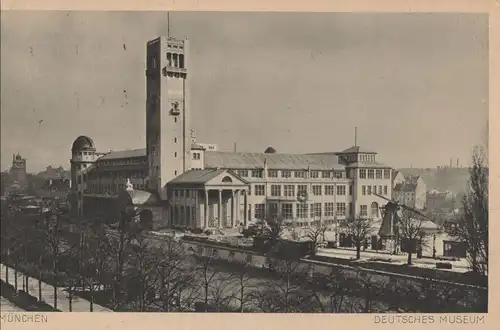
xmin=204 ymin=189 xmax=209 ymax=229
xmin=231 ymin=190 xmax=236 ymax=227
xmin=218 ymin=189 xmax=222 ymax=228
xmin=243 ymin=190 xmax=248 ymax=226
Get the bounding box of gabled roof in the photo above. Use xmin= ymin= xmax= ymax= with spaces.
xmin=169 ymin=169 xmax=227 ymax=184
xmin=336 ymin=146 xmax=377 ymax=154
xmin=204 ymin=151 xmax=344 ymax=170
xmin=406 ymin=175 xmax=421 ymax=185
xmin=168 ymin=169 xmax=249 ymax=185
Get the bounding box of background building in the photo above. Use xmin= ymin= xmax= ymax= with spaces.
xmin=393 ymin=174 xmax=427 ymax=210
xmin=9 ymin=153 xmax=27 ymax=188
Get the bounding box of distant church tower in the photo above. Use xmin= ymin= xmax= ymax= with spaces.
xmin=145 ymin=34 xmax=191 ymax=199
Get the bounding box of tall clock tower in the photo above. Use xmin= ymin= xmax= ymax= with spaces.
xmin=146 ymin=35 xmax=191 ymax=199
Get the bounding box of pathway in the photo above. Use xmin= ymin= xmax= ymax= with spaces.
xmin=0 ymin=264 xmax=111 ymax=312
xmin=317 ymin=248 xmax=469 ymax=273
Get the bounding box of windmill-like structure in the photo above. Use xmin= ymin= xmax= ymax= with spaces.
xmin=374 ymin=181 xmax=435 ymax=254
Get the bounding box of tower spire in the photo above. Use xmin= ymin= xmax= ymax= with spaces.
xmin=354 ymin=127 xmax=358 ymax=147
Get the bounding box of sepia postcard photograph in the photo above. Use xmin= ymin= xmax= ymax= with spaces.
xmin=0 ymin=1 xmax=496 ymax=329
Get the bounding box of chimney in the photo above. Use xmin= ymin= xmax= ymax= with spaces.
xmin=457 ymin=158 xmax=459 ymax=167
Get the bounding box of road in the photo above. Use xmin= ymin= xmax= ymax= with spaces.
xmin=0 ymin=264 xmax=111 ymax=312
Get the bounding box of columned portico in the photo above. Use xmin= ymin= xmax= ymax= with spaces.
xmin=167 ymin=169 xmax=249 ymax=230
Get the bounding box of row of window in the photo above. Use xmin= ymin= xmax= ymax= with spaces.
xmin=253 ymin=202 xmax=349 ymax=219
xmin=361 ymin=185 xmax=389 ymax=196
xmin=236 ymin=169 xmax=345 ymax=179
xmin=86 ymin=182 xmax=147 ymax=194
xmin=251 ymin=202 xmax=380 ymax=219
xmin=98 ymin=158 xmax=146 ymax=167
xmin=249 ymin=184 xmax=351 ymax=197
xmin=359 ymin=169 xmax=391 ymax=179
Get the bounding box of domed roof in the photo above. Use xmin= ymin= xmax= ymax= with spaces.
xmin=15 ymin=154 xmax=23 ymax=161
xmin=264 ymin=146 xmax=277 ymax=154
xmin=72 ymin=136 xmax=96 ymax=152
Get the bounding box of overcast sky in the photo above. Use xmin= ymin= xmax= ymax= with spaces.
xmin=0 ymin=11 xmax=488 ymax=172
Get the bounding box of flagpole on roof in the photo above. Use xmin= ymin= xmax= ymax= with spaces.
xmin=167 ymin=12 xmax=170 ymax=38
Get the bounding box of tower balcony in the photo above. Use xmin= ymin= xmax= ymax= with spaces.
xmin=162 ymin=66 xmax=187 ymax=75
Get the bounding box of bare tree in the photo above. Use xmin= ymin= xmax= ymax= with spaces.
xmin=227 ymin=261 xmax=257 ymax=312
xmin=107 ymin=207 xmax=142 ymax=309
xmin=305 ymin=224 xmax=327 ymax=255
xmin=449 ymin=146 xmax=488 ymax=275
xmin=257 ymin=258 xmax=313 ymax=312
xmin=125 ymin=233 xmax=159 ymax=312
xmin=154 ymin=239 xmax=197 ymax=312
xmin=208 ymin=275 xmax=234 ymax=312
xmin=398 ymin=211 xmax=424 ymax=265
xmin=41 ymin=208 xmax=64 ymax=310
xmin=343 ymin=216 xmax=373 ymax=259
xmin=266 ymin=215 xmax=285 ymax=245
xmin=306 ymin=268 xmax=353 ymax=313
xmin=194 ymin=249 xmax=220 ymax=312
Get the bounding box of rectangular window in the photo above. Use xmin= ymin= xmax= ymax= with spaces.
xmin=268 ymin=170 xmax=278 ymax=178
xmin=252 ymin=170 xmax=263 ymax=178
xmin=282 ymin=170 xmax=291 ymax=178
xmin=193 ymin=153 xmax=200 ymax=160
xmin=362 ymin=185 xmax=366 ymax=195
xmin=325 ymin=185 xmax=335 ymax=195
xmin=349 ymin=185 xmax=353 ymax=195
xmin=324 ymin=203 xmax=335 ymax=217
xmin=296 ymin=204 xmax=309 ymax=219
xmin=378 ymin=185 xmax=383 ymax=195
xmin=360 ymin=205 xmax=368 ymax=217
xmin=237 ymin=170 xmax=248 ymax=177
xmin=335 ymin=171 xmax=343 ymax=179
xmin=254 ymin=204 xmax=265 ymax=219
xmin=297 ymin=184 xmax=307 ymax=195
xmin=310 ymin=171 xmax=319 ymax=178
xmin=322 ymin=171 xmax=331 ymax=179
xmin=384 ymin=169 xmax=391 ymax=179
xmin=284 ymin=185 xmax=295 ymax=197
xmin=367 ymin=186 xmax=372 ymax=195
xmin=336 ymin=203 xmax=346 ymax=216
xmin=248 ymin=185 xmax=252 ymax=195
xmin=337 ymin=185 xmax=346 ymax=195
xmin=373 ymin=185 xmax=377 ymax=195
xmin=179 ymin=189 xmax=184 ymax=197
xmin=384 ymin=185 xmax=388 ymax=195
xmin=311 ymin=203 xmax=322 ymax=217
xmin=282 ymin=203 xmax=293 ymax=219
xmin=359 ymin=169 xmax=366 ymax=179
xmin=254 ymin=184 xmax=265 ymax=196
xmin=376 ymin=169 xmax=383 ymax=179
xmin=271 ymin=185 xmax=281 ymax=197
xmin=312 ymin=185 xmax=322 ymax=196
xmin=368 ymin=169 xmax=374 ymax=179
xmin=294 ymin=171 xmax=306 ymax=178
